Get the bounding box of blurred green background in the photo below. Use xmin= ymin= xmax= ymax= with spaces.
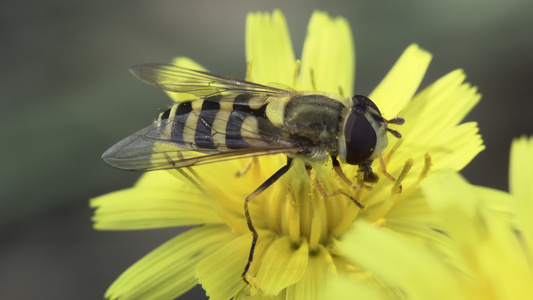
xmin=1 ymin=0 xmax=532 ymax=299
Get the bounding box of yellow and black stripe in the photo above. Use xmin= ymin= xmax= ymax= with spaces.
xmin=156 ymin=94 xmax=283 ymax=153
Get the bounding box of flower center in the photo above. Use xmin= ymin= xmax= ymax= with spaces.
xmin=262 ymin=161 xmax=368 ymax=251
xmin=262 ymin=155 xmax=423 ymax=253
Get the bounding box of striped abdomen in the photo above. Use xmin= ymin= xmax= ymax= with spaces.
xmin=156 ymin=95 xmax=283 ymax=152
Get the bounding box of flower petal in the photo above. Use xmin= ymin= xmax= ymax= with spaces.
xmin=197 ymin=231 xmax=276 ymax=300
xmin=401 ymin=70 xmax=480 ymax=138
xmin=105 ymin=225 xmax=238 ymax=300
xmin=246 ymin=10 xmax=296 ymax=85
xmin=253 ymin=236 xmax=309 ymax=296
xmin=234 ymin=290 xmax=286 ymax=300
xmin=369 ymin=44 xmax=431 ymax=117
xmin=323 ymin=276 xmax=388 ymax=300
xmin=422 ymin=171 xmax=533 ymax=299
xmin=387 ymin=69 xmax=483 ymax=173
xmin=510 ymin=136 xmax=533 ymax=251
xmin=285 ymin=245 xmax=336 ymax=300
xmin=338 ymin=221 xmax=463 ymax=300
xmin=299 ymin=11 xmax=354 ymax=95
xmin=90 ymin=181 xmax=221 ymax=230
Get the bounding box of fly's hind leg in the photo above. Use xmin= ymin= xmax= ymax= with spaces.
xmin=242 ymin=157 xmax=294 ymax=283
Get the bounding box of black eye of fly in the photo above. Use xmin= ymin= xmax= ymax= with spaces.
xmin=352 ymin=95 xmax=381 ymax=115
xmin=343 ymin=110 xmax=377 ymax=165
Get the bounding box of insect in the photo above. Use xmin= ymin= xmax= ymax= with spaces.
xmin=102 ymin=64 xmax=404 ymax=282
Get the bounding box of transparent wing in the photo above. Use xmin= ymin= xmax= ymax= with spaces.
xmin=102 ymin=107 xmax=299 ymax=171
xmin=130 ymin=64 xmax=291 ymax=104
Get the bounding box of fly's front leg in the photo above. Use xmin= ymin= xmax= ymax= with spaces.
xmin=358 ymin=160 xmax=379 ymax=183
xmin=330 ymin=156 xmax=366 ymax=208
xmin=242 ymin=157 xmax=294 ymax=283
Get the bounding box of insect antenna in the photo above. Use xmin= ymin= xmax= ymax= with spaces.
xmin=385 ymin=117 xmax=405 ymax=138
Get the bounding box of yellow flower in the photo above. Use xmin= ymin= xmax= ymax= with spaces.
xmin=327 ymin=137 xmax=533 ymax=299
xmin=92 ymin=10 xmax=483 ymax=300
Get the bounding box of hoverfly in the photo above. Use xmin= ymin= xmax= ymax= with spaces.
xmin=102 ymin=64 xmax=404 ymax=282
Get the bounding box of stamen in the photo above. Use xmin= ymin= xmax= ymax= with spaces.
xmin=293 ymin=60 xmax=301 ymax=89
xmin=391 ymin=158 xmax=413 ymax=195
xmin=309 ymin=67 xmax=316 ymax=91
xmin=331 ymin=171 xmax=365 ymax=237
xmin=244 ymin=277 xmax=263 ymax=296
xmin=308 ymin=169 xmax=323 ymax=251
xmin=419 ymin=153 xmax=433 ymax=180
xmin=305 ymin=163 xmax=327 ymax=197
xmin=338 ymin=85 xmax=344 ymax=97
xmin=245 ymin=60 xmax=253 ymax=81
xmin=355 ymin=170 xmax=366 ymax=200
xmin=285 ymin=183 xmax=301 ymax=244
xmin=373 ymin=218 xmax=386 ymax=227
xmin=236 ymin=158 xmax=254 ymax=177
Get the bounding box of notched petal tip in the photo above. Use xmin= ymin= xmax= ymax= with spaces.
xmin=246 ymin=9 xmax=295 ymax=85
xmin=369 ymin=44 xmax=432 ymax=117
xmin=299 ymin=10 xmax=354 ymax=95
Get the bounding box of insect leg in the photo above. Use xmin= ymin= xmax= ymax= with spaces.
xmin=358 ymin=160 xmax=379 ymax=183
xmin=378 ymin=155 xmax=397 ymax=182
xmin=242 ymin=157 xmax=294 ymax=283
xmin=331 ymin=156 xmax=356 ymax=188
xmin=330 ymin=156 xmax=366 ymax=208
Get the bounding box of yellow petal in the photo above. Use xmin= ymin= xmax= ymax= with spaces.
xmin=299 ymin=11 xmax=354 ymax=95
xmin=178 ymin=158 xmax=254 ymax=204
xmin=234 ymin=289 xmax=286 ymax=300
xmin=285 ymin=245 xmax=336 ymax=300
xmin=509 ymin=136 xmax=533 ymax=261
xmin=246 ymin=10 xmax=296 ymax=85
xmin=421 ymin=122 xmax=484 ymax=171
xmin=473 ymin=185 xmax=515 ymax=218
xmin=197 ymin=231 xmax=276 ymax=300
xmin=162 ymin=161 xmax=258 ymax=234
xmin=369 ymin=44 xmax=431 ymax=118
xmin=401 ymin=69 xmax=480 ymax=139
xmin=90 ymin=183 xmax=221 ymax=230
xmin=253 ymin=236 xmax=309 ymax=296
xmin=383 ymin=191 xmax=456 ymax=255
xmin=165 ymin=57 xmax=208 ymax=102
xmin=105 ymin=225 xmax=237 ymax=300
xmin=388 ymin=69 xmax=483 ymax=172
xmin=339 ymin=221 xmax=464 ymax=300
xmin=422 ymin=171 xmax=533 ymax=299
xmin=323 ymin=276 xmax=388 ymax=300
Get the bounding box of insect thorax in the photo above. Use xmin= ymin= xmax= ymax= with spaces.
xmin=283 ymin=94 xmax=345 ymax=162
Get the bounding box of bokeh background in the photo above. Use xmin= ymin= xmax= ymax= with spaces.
xmin=1 ymin=1 xmax=532 ymax=299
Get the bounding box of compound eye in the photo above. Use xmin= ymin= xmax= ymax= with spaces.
xmin=344 ymin=111 xmax=377 ymax=165
xmin=353 ymin=95 xmax=381 ymax=115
